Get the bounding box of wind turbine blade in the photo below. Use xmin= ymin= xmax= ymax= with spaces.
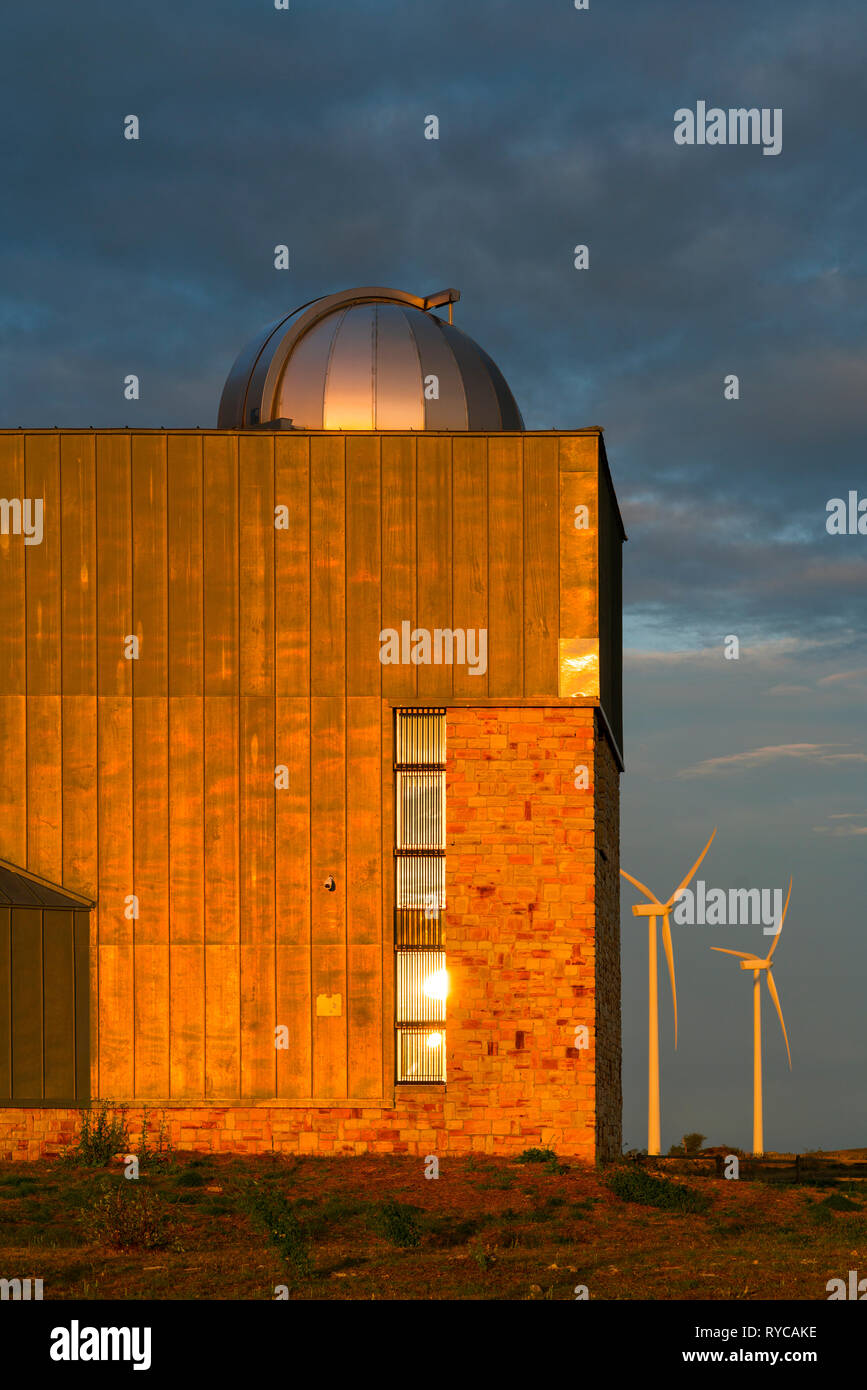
xmin=768 ymin=877 xmax=793 ymax=959
xmin=665 ymin=828 xmax=717 ymax=909
xmin=766 ymin=971 xmax=792 ymax=1069
xmin=661 ymin=913 xmax=678 ymax=1049
xmin=619 ymin=867 xmax=659 ymax=905
xmin=710 ymin=948 xmax=754 ymax=958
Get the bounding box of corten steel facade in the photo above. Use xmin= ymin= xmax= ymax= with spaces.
xmin=0 ymin=426 xmax=624 ymax=1160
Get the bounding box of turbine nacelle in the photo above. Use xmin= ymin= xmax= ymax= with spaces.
xmin=711 ymin=949 xmax=773 ymax=970
xmin=710 ymin=875 xmax=793 ymax=1075
xmin=619 ymin=829 xmax=718 ymax=1156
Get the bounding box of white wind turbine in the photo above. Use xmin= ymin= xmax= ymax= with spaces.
xmin=710 ymin=877 xmax=793 ymax=1157
xmin=620 ymin=829 xmax=717 ymax=1156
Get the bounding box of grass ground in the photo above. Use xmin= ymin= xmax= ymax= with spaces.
xmin=1 ymin=1151 xmax=864 ymax=1300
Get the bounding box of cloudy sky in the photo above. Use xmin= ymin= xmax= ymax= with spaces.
xmin=2 ymin=0 xmax=864 ymax=1151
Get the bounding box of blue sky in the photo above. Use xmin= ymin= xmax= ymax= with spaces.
xmin=2 ymin=0 xmax=865 ymax=1150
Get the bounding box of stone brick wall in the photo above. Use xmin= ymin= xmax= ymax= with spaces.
xmin=443 ymin=706 xmax=599 ymax=1158
xmin=0 ymin=705 xmax=622 ymax=1162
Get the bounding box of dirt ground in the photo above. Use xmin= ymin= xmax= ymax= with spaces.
xmin=1 ymin=1151 xmax=864 ymax=1300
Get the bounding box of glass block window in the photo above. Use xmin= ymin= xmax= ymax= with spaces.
xmin=394 ymin=709 xmax=447 ymax=1083
xmin=396 ymin=1027 xmax=447 ymax=1086
xmin=397 ymin=772 xmax=446 ymax=850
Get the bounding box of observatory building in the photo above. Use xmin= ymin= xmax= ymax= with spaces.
xmin=0 ymin=286 xmax=624 ymax=1160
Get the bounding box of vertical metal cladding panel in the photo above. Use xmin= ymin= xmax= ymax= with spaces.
xmin=311 ymin=695 xmax=347 ymax=1097
xmin=167 ymin=437 xmax=205 ymax=1099
xmin=60 ymin=434 xmax=98 ymax=919
xmin=274 ymin=434 xmax=312 ymax=1099
xmin=522 ymin=436 xmax=560 ymax=696
xmin=487 ymin=436 xmax=524 ymax=697
xmin=310 ymin=436 xmax=348 ymax=1096
xmin=25 ymin=435 xmax=62 ymax=885
xmin=132 ymin=434 xmax=170 ymax=1100
xmin=238 ymin=431 xmax=277 ymax=1099
xmin=94 ymin=434 xmax=134 ymax=1101
xmin=0 ymin=435 xmax=28 ymax=873
xmin=275 ymin=694 xmax=312 ymax=1098
xmin=11 ymin=909 xmax=42 ymax=1098
xmin=415 ymin=437 xmax=452 ymax=703
xmin=597 ymin=439 xmax=625 ymax=754
xmin=345 ymin=437 xmax=384 ymax=1093
xmin=1 ymin=906 xmax=89 ymax=1103
xmin=42 ymin=909 xmax=76 ymax=1098
xmin=0 ymin=908 xmax=10 ymax=1099
xmin=380 ymin=436 xmax=417 ymax=702
xmin=73 ymin=911 xmax=91 ymax=1101
xmin=203 ymin=436 xmax=241 ymax=1097
xmin=451 ymin=436 xmax=488 ymax=699
xmin=347 ymin=696 xmax=383 ymax=1098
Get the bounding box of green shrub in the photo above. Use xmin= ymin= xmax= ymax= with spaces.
xmin=421 ymin=1214 xmax=483 ymax=1248
xmin=200 ymin=1197 xmax=233 ymax=1215
xmin=369 ymin=1199 xmax=422 ymax=1248
xmin=805 ymin=1201 xmax=834 ymax=1226
xmin=244 ymin=1186 xmax=312 ymax=1277
xmin=470 ymin=1242 xmax=494 ymax=1270
xmin=606 ymin=1166 xmax=710 ymax=1214
xmin=710 ymin=1220 xmax=746 ymax=1237
xmin=495 ymin=1226 xmax=524 ymax=1248
xmin=302 ymin=1195 xmax=368 ymax=1239
xmin=776 ymin=1228 xmax=811 ymax=1247
xmin=668 ymin=1133 xmax=707 ymax=1156
xmin=173 ymin=1169 xmax=208 ymax=1187
xmin=513 ymin=1228 xmax=546 ymax=1248
xmin=136 ymin=1108 xmax=174 ymax=1169
xmin=526 ymin=1196 xmax=567 ymax=1223
xmin=79 ymin=1185 xmax=172 ymax=1250
xmin=817 ymin=1192 xmax=861 ymax=1213
xmin=65 ymin=1102 xmax=130 ymax=1167
xmin=474 ymin=1170 xmax=515 ymax=1190
xmin=0 ymin=1175 xmax=40 ymax=1192
xmin=515 ymin=1147 xmax=559 ymax=1165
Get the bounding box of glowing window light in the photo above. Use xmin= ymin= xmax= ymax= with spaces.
xmin=422 ymin=969 xmax=449 ymax=1002
xmin=427 ymin=1032 xmax=443 ymax=1049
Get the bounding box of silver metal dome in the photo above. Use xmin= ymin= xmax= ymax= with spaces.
xmin=218 ymin=286 xmax=524 ymax=430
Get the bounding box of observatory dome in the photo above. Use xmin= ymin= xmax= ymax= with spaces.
xmin=218 ymin=286 xmax=524 ymax=431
